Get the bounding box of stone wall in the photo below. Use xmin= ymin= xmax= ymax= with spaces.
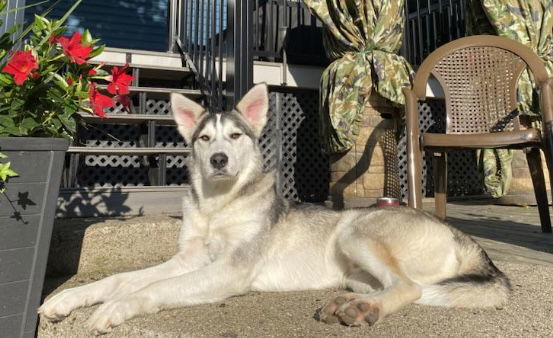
xmin=328 ymin=93 xmax=401 ymax=207
xmin=497 ymin=149 xmax=551 ymax=205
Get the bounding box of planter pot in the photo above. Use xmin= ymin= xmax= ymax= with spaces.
xmin=0 ymin=137 xmax=69 ymax=338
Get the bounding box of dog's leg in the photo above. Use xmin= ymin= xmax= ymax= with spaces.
xmin=87 ymin=259 xmax=250 ymax=334
xmin=321 ymin=236 xmax=421 ymax=326
xmin=39 ymin=238 xmax=210 ymax=321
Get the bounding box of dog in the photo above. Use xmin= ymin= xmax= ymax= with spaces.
xmin=39 ymin=83 xmax=511 ymax=334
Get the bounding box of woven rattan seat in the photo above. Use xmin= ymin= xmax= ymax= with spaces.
xmin=403 ymin=35 xmax=553 ymax=233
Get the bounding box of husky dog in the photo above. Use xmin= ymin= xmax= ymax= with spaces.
xmin=39 ymin=84 xmax=510 ymax=334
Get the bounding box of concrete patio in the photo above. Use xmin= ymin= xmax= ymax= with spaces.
xmin=38 ymin=201 xmax=553 ymax=337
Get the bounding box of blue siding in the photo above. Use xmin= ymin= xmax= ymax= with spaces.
xmin=1 ymin=0 xmax=26 ymax=37
xmin=184 ymin=0 xmax=227 ymax=46
xmin=24 ymin=0 xmax=168 ymax=52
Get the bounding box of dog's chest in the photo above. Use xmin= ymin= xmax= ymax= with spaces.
xmin=205 ymin=232 xmax=225 ymax=261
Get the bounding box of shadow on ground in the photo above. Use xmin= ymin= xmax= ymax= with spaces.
xmin=445 ymin=207 xmax=553 ymax=254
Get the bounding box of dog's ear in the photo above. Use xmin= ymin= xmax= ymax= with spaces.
xmin=235 ymin=83 xmax=268 ymax=137
xmin=171 ymin=93 xmax=205 ymax=143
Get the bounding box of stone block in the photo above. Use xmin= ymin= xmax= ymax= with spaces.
xmin=363 ymin=173 xmax=385 ymax=190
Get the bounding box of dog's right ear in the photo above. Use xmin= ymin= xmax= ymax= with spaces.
xmin=171 ymin=93 xmax=205 ymax=143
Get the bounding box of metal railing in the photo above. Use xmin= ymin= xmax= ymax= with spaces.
xmin=174 ymin=0 xmax=230 ymax=110
xmin=402 ymin=0 xmax=467 ymax=67
xmin=172 ymin=0 xmax=321 ymax=110
xmin=253 ymin=0 xmax=320 ymax=61
xmin=170 ymin=0 xmax=467 ymax=107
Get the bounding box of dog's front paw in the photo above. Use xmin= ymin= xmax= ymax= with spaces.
xmin=87 ymin=296 xmax=155 ymax=335
xmin=38 ymin=287 xmax=91 ymax=321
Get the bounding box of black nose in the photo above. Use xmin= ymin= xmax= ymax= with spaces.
xmin=210 ymin=152 xmax=228 ymax=169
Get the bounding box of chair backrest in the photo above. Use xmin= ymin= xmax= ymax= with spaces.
xmin=412 ymin=35 xmax=550 ymax=134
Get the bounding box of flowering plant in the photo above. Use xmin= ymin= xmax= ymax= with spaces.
xmin=0 ymin=0 xmax=133 ymax=189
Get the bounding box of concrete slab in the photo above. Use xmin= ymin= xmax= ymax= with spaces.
xmin=38 ymin=261 xmax=553 ymax=337
xmin=39 ymin=202 xmax=553 ymax=337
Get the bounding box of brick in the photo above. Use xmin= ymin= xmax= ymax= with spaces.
xmin=511 ymin=150 xmax=528 ymax=169
xmin=330 ymin=152 xmax=357 ymax=172
xmin=363 ymin=173 xmax=385 ymax=190
xmin=362 ymin=188 xmax=384 ymax=198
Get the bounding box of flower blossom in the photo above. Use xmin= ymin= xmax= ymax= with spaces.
xmin=58 ymin=32 xmax=92 ymax=65
xmin=107 ymin=63 xmax=134 ymax=95
xmin=88 ymin=82 xmax=114 ymax=118
xmin=2 ymin=50 xmax=38 ymax=86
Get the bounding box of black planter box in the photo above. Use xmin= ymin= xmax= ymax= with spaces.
xmin=0 ymin=138 xmax=69 ymax=338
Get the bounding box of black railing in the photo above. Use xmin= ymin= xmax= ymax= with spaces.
xmin=176 ymin=0 xmax=229 ymax=110
xmin=172 ymin=0 xmax=467 ymax=107
xmin=173 ymin=0 xmax=322 ymax=110
xmin=253 ymin=0 xmax=322 ymax=61
xmin=403 ymin=0 xmax=466 ymax=67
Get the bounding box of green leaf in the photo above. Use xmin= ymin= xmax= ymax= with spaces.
xmin=33 ymin=14 xmax=46 ymax=30
xmin=0 ymin=162 xmax=19 ymax=181
xmin=20 ymin=116 xmax=37 ymax=132
xmin=82 ymin=29 xmax=92 ymax=46
xmin=52 ymin=73 xmax=68 ymax=89
xmin=89 ymin=44 xmax=105 ymax=59
xmin=58 ymin=114 xmax=76 ymax=134
xmin=0 ymin=73 xmax=13 ymax=85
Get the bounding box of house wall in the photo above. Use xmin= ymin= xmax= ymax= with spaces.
xmin=24 ymin=0 xmax=169 ymax=52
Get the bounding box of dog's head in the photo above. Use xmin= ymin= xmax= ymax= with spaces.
xmin=171 ymin=83 xmax=268 ymax=181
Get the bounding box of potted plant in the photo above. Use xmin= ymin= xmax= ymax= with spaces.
xmin=0 ymin=1 xmax=133 ymax=336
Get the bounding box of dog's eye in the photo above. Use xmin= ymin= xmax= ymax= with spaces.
xmin=230 ymin=133 xmax=242 ymax=140
xmin=199 ymin=135 xmax=210 ymax=142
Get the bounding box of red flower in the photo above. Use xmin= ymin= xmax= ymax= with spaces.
xmin=88 ymin=82 xmax=114 ymax=118
xmin=58 ymin=32 xmax=92 ymax=65
xmin=2 ymin=50 xmax=38 ymax=86
xmin=107 ymin=63 xmax=134 ymax=95
xmin=88 ymin=69 xmax=97 ymax=76
xmin=49 ymin=36 xmax=57 ymax=45
xmin=116 ymin=94 xmax=132 ymax=111
xmin=66 ymin=76 xmax=73 ymax=85
xmin=31 ymin=71 xmax=40 ymax=80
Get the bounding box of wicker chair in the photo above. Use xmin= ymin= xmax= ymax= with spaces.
xmin=403 ymin=35 xmax=553 ymax=233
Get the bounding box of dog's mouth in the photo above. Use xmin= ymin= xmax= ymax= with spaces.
xmin=210 ymin=169 xmax=235 ymax=179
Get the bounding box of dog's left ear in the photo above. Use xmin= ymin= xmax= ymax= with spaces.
xmin=235 ymin=83 xmax=268 ymax=137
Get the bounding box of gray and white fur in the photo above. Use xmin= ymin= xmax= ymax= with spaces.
xmin=39 ymin=83 xmax=511 ymax=334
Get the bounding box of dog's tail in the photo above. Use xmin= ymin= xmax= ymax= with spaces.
xmin=417 ymin=228 xmax=511 ymax=308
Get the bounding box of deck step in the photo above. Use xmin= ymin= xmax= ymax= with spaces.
xmin=96 ymin=85 xmax=201 ymax=96
xmin=67 ymin=147 xmax=190 ymax=155
xmin=91 ymin=48 xmax=186 ymax=71
xmin=46 ymin=215 xmax=180 ymax=277
xmin=79 ymin=112 xmax=176 ymax=125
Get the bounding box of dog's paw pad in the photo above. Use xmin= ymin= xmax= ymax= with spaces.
xmin=318 ymin=293 xmax=358 ymax=325
xmin=337 ymin=300 xmax=381 ymax=327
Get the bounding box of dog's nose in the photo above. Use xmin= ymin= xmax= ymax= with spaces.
xmin=210 ymin=152 xmax=228 ymax=169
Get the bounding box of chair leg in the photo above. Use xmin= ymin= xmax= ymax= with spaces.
xmin=407 ymin=148 xmax=423 ymax=209
xmin=525 ymin=148 xmax=552 ymax=233
xmin=433 ymin=152 xmax=447 ymax=220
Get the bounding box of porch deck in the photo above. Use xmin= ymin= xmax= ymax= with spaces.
xmin=38 ymin=200 xmax=553 ymax=337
